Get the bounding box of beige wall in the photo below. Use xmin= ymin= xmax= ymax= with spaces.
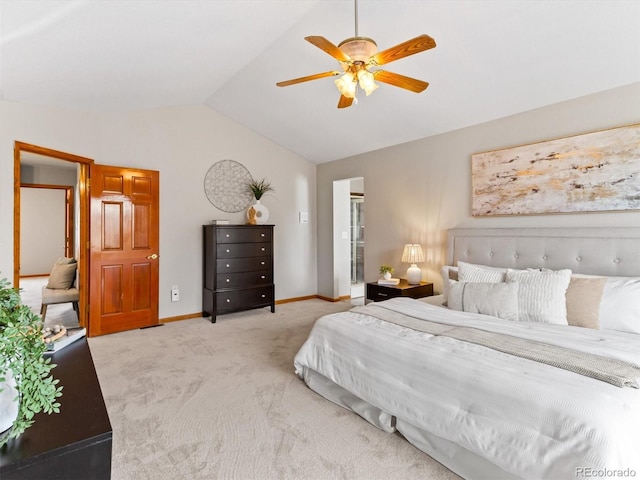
xmin=317 ymin=82 xmax=640 ymax=297
xmin=0 ymin=101 xmax=317 ymax=320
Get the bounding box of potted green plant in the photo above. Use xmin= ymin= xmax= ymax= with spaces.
xmin=246 ymin=178 xmax=274 ymax=201
xmin=246 ymin=178 xmax=274 ymax=224
xmin=0 ymin=276 xmax=62 ymax=446
xmin=379 ymin=265 xmax=394 ymax=280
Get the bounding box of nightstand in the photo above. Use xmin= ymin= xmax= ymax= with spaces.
xmin=366 ymin=280 xmax=434 ymax=303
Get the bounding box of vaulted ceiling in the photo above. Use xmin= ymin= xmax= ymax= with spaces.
xmin=1 ymin=1 xmax=639 ymax=164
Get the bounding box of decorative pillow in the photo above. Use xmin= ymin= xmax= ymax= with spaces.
xmin=46 ymin=262 xmax=77 ymax=289
xmin=448 ymin=280 xmax=519 ymax=321
xmin=599 ymin=277 xmax=640 ymax=335
xmin=565 ymin=275 xmax=607 ymax=330
xmin=55 ymin=257 xmax=77 ymax=265
xmin=458 ymin=261 xmax=507 ymax=283
xmin=505 ymin=268 xmax=572 ymax=325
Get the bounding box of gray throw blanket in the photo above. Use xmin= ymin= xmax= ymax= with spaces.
xmin=351 ymin=304 xmax=640 ymax=389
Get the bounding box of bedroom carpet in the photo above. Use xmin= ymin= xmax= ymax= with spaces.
xmin=88 ymin=299 xmax=461 ymax=480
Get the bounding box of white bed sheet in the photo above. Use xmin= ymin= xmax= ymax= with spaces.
xmin=294 ymin=297 xmax=640 ymax=479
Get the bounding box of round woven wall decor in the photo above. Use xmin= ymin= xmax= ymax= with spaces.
xmin=204 ymin=160 xmax=254 ymax=213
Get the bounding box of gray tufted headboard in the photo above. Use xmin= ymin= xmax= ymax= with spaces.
xmin=447 ymin=227 xmax=640 ymax=277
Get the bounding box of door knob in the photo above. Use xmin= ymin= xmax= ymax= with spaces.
xmin=147 ymin=253 xmax=159 ymax=260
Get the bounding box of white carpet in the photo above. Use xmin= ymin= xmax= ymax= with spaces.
xmin=88 ymin=299 xmax=461 ymax=480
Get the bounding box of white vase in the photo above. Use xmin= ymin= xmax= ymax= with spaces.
xmin=383 ymin=272 xmax=392 ymax=280
xmin=0 ymin=368 xmax=19 ymax=437
xmin=248 ymin=199 xmax=269 ymax=224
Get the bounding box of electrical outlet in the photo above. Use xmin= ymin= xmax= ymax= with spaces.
xmin=171 ymin=286 xmax=179 ymax=302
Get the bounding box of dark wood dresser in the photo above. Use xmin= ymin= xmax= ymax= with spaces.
xmin=203 ymin=224 xmax=275 ymax=322
xmin=0 ymin=338 xmax=112 ymax=480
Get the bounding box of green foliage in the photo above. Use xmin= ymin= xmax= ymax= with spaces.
xmin=0 ymin=276 xmax=62 ymax=445
xmin=246 ymin=178 xmax=274 ymax=200
xmin=379 ymin=265 xmax=394 ymax=275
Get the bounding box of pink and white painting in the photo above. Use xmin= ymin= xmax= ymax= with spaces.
xmin=472 ymin=124 xmax=640 ymax=216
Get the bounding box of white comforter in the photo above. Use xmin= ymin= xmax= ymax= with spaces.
xmin=294 ymin=298 xmax=640 ymax=479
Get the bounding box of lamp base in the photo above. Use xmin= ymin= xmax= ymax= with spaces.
xmin=406 ymin=264 xmax=422 ymax=285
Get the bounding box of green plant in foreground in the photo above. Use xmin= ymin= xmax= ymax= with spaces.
xmin=247 ymin=178 xmax=274 ymax=200
xmin=0 ymin=276 xmax=62 ymax=445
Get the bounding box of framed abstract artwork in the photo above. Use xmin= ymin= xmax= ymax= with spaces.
xmin=471 ymin=123 xmax=640 ymax=216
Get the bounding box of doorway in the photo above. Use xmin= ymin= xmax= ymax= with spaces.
xmin=14 ymin=142 xmax=91 ymax=328
xmin=14 ymin=142 xmax=161 ymax=336
xmin=332 ymin=177 xmax=364 ymax=302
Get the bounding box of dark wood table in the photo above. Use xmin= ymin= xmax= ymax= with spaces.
xmin=0 ymin=338 xmax=112 ymax=480
xmin=366 ymin=280 xmax=434 ymax=302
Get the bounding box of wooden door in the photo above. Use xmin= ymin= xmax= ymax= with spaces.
xmin=89 ymin=165 xmax=159 ymax=336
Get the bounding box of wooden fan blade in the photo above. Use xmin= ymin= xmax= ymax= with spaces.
xmin=305 ymin=36 xmax=351 ymax=62
xmin=337 ymin=95 xmax=354 ymax=109
xmin=276 ymin=71 xmax=340 ymax=87
xmin=370 ymin=34 xmax=436 ymax=66
xmin=374 ymin=70 xmax=429 ymax=93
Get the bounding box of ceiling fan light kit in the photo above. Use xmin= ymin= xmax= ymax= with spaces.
xmin=276 ymin=0 xmax=436 ymax=108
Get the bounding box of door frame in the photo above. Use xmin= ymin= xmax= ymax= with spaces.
xmin=13 ymin=141 xmax=93 ymax=328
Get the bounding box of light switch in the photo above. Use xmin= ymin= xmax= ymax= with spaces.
xmin=299 ymin=211 xmax=309 ymax=224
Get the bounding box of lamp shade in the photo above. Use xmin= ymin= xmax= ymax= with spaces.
xmin=401 ymin=244 xmax=424 ymax=264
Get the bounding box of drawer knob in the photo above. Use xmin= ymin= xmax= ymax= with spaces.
xmin=261 ymin=275 xmax=266 ymax=279
xmin=261 ymin=233 xmax=265 ymax=237
xmin=379 ymin=293 xmax=388 ymax=297
xmin=261 ymin=247 xmax=265 ymax=251
xmin=226 ymin=234 xmax=230 ymax=238
xmin=226 ymin=299 xmax=231 ymax=303
xmin=226 ymin=278 xmax=230 ymax=282
xmin=261 ymin=261 xmax=265 ymax=265
xmin=261 ymin=294 xmax=266 ymax=298
xmin=226 ymin=249 xmax=230 ymax=253
xmin=226 ymin=264 xmax=230 ymax=268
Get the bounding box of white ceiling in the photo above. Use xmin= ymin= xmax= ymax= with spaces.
xmin=1 ymin=0 xmax=639 ymax=164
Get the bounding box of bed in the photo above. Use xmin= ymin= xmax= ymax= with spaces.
xmin=294 ymin=228 xmax=640 ymax=479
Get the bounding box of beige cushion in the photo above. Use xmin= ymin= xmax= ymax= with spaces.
xmin=448 ymin=280 xmax=519 ymax=321
xmin=42 ymin=285 xmax=79 ymax=303
xmin=46 ymin=262 xmax=77 ymax=289
xmin=56 ymin=257 xmax=77 ymax=265
xmin=566 ymin=275 xmax=607 ymax=329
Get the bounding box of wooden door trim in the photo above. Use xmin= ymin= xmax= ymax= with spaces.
xmin=14 ymin=141 xmax=93 ymax=330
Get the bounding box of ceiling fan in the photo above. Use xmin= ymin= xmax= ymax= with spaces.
xmin=276 ymin=0 xmax=436 ymax=109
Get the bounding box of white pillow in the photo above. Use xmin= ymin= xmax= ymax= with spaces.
xmin=599 ymin=277 xmax=640 ymax=335
xmin=505 ymin=269 xmax=572 ymax=325
xmin=458 ymin=261 xmax=506 ymax=283
xmin=448 ymin=280 xmax=519 ymax=321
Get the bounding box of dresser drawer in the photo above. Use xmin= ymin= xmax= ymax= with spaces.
xmin=216 ymin=286 xmax=273 ymax=313
xmin=216 ymin=271 xmax=272 ymax=288
xmin=217 ymin=242 xmax=271 ymax=259
xmin=217 ymin=227 xmax=272 ymax=244
xmin=217 ymin=257 xmax=271 ymax=273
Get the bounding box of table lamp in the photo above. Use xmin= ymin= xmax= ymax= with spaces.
xmin=402 ymin=244 xmax=424 ymax=285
